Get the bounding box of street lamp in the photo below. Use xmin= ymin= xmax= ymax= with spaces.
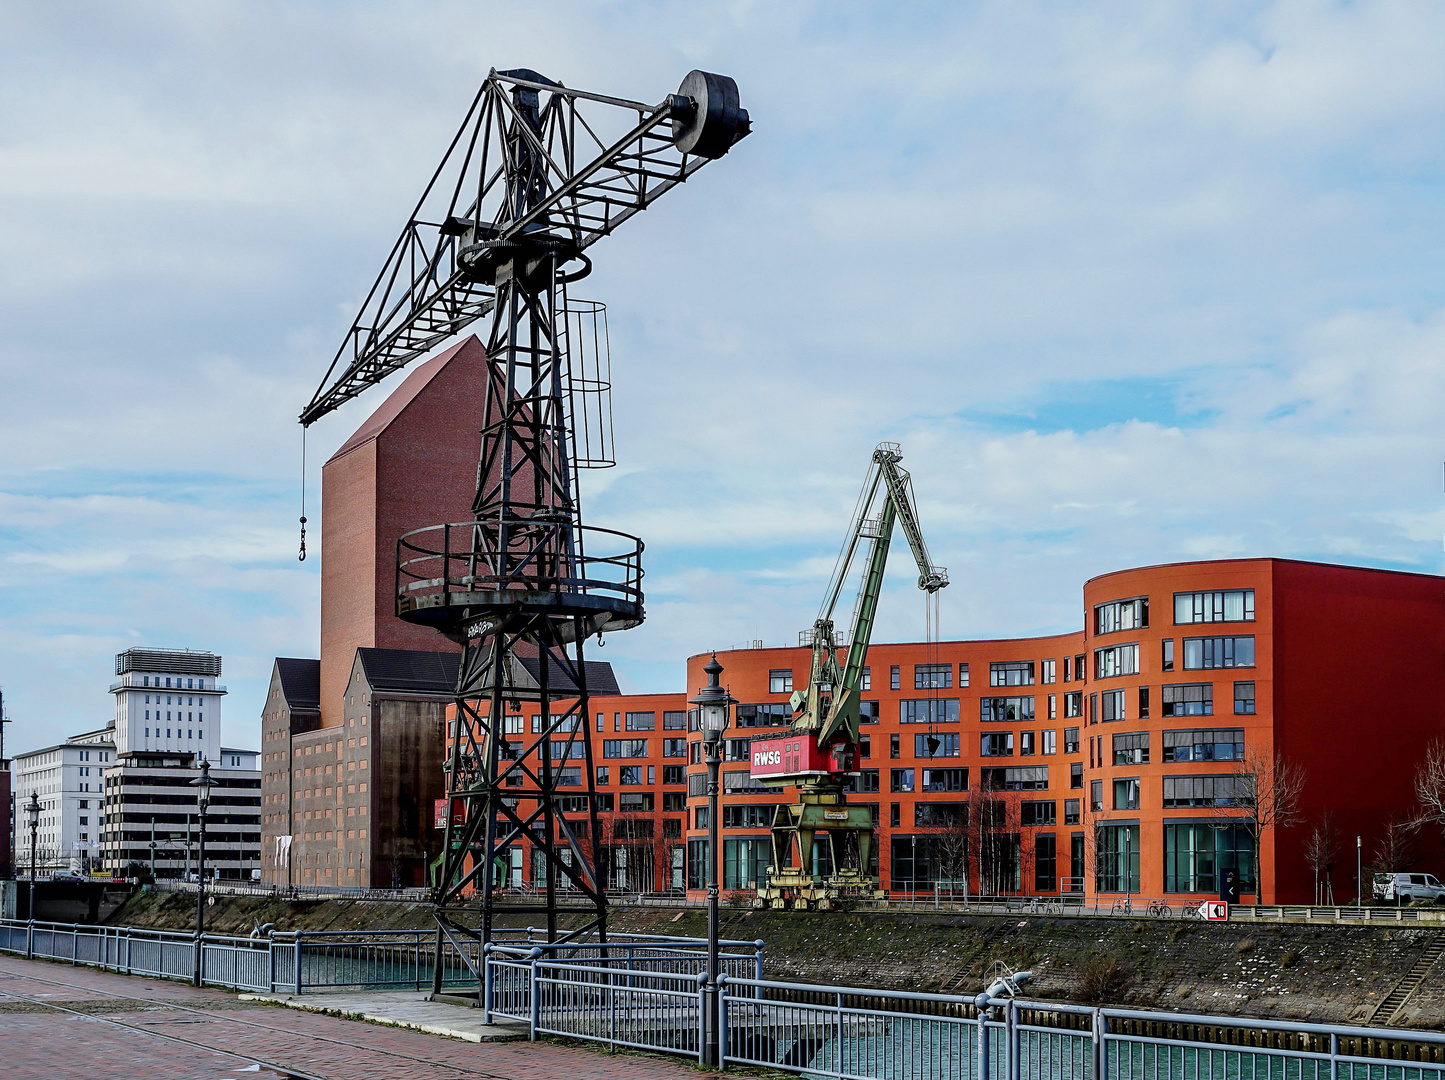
xmin=25 ymin=791 xmax=40 ymax=918
xmin=689 ymin=653 xmax=733 ymax=1069
xmin=190 ymin=757 xmax=217 ymax=985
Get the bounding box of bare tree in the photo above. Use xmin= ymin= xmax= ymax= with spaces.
xmin=1213 ymin=748 xmax=1305 ymax=902
xmin=1413 ymin=738 xmax=1445 ymax=838
xmin=1365 ymin=817 xmax=1418 ymax=880
xmin=1302 ymin=810 xmax=1341 ymax=905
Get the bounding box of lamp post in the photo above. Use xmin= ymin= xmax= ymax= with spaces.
xmin=689 ymin=654 xmax=733 ymax=1069
xmin=1356 ymin=834 xmax=1362 ymax=907
xmin=25 ymin=791 xmax=40 ymax=918
xmin=190 ymin=758 xmax=216 ymax=985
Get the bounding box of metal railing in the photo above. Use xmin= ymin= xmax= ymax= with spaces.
xmin=148 ymin=880 xmax=432 ymax=903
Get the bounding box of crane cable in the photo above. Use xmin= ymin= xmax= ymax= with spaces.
xmin=298 ymin=426 xmax=308 ymax=561
xmin=925 ymin=586 xmax=941 ymax=758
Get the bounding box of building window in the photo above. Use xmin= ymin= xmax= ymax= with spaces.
xmin=914 ymin=802 xmax=968 ymax=828
xmin=915 ymin=732 xmax=960 ymax=758
xmin=901 ymin=699 xmax=960 ymax=724
xmin=861 ymin=667 xmax=871 ymax=691
xmin=1175 ymin=589 xmax=1255 ymax=624
xmin=1094 ymin=644 xmax=1139 ymax=679
xmin=1095 ymin=597 xmax=1148 ymax=635
xmin=914 ymin=664 xmax=952 ymax=689
xmin=1041 ymin=729 xmax=1057 ymax=755
xmin=1019 ymin=731 xmax=1036 ymax=756
xmin=1095 ymin=824 xmax=1140 ymax=892
xmin=663 ymin=710 xmax=686 ymax=729
xmin=1047 ymin=693 xmax=1057 ymax=720
xmin=662 ymin=765 xmax=686 ymax=785
xmin=1063 ymin=656 xmax=1071 ymax=682
xmin=980 ymin=732 xmax=1014 ymax=757
xmin=1161 ymin=683 xmax=1213 ymax=717
xmin=890 ymin=733 xmax=900 ymax=758
xmin=625 ymin=712 xmax=655 ymax=731
xmin=989 ymin=661 xmax=1035 ymax=687
xmin=1234 ymin=681 xmax=1256 ymax=715
xmin=919 ymin=766 xmax=968 ymax=792
xmin=1162 ymin=639 xmax=1174 ymax=671
xmin=1033 ymin=834 xmax=1057 ymax=892
xmin=1165 ymin=823 xmax=1256 ymax=893
xmin=1161 ymin=728 xmax=1245 ymax=763
xmin=1183 ymin=636 xmax=1255 ymax=670
xmin=687 ymin=839 xmax=709 ymax=891
xmin=602 ymin=739 xmax=648 ymax=758
xmin=1041 ymin=659 xmax=1056 ymax=685
xmin=859 ymin=701 xmax=880 ymax=725
xmin=891 ymin=768 xmax=915 ymax=793
xmin=1100 ymin=689 xmax=1126 ymax=722
xmin=979 ymin=766 xmax=1049 ymax=791
xmin=1063 ymin=692 xmax=1083 ymax=718
xmin=723 ymin=770 xmax=769 ymax=794
xmin=618 ymin=765 xmax=644 ymax=785
xmin=890 ymin=803 xmax=900 ymax=827
xmin=980 ymin=696 xmax=1035 ymax=723
xmin=1162 ymin=774 xmax=1242 ymax=808
xmin=1112 ymin=731 xmax=1149 ymax=765
xmin=1021 ymin=800 xmax=1056 ymax=826
xmin=723 ymin=804 xmax=778 ymax=829
xmin=723 ymin=838 xmax=774 ymax=890
xmin=843 ymin=768 xmax=882 ymax=794
xmin=1070 ymin=762 xmax=1083 ymax=789
xmin=1112 ymin=778 xmax=1140 ymax=810
xmin=890 ymin=665 xmax=900 ymax=691
xmin=956 ymin=663 xmax=970 ymax=688
xmin=1137 ymin=686 xmax=1150 ymax=719
xmin=734 ymin=703 xmax=792 ymax=728
xmin=724 ymin=737 xmax=752 ymax=762
xmin=663 ymin=738 xmax=687 ymax=758
xmin=1064 ymin=798 xmax=1081 ymax=825
xmin=859 ymin=734 xmax=871 ymax=759
xmin=768 ymin=670 xmax=793 ymax=694
xmin=1089 ymin=779 xmax=1103 ymax=812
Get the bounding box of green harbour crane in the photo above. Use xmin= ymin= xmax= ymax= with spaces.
xmin=749 ymin=442 xmax=948 ymax=909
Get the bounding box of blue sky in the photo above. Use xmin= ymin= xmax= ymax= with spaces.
xmin=4 ymin=1 xmax=1445 ymax=754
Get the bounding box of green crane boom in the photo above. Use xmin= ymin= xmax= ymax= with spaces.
xmin=790 ymin=442 xmax=948 ymax=752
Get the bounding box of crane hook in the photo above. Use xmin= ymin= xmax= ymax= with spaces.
xmin=596 ymin=631 xmax=605 ymax=648
xmin=298 ymin=516 xmax=307 ymax=561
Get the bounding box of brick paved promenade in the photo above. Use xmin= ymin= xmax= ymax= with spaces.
xmin=0 ymin=955 xmax=713 ymax=1080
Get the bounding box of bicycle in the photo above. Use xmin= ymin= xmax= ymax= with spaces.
xmin=1146 ymin=900 xmax=1173 ymax=918
xmin=1110 ymin=897 xmax=1134 ymax=916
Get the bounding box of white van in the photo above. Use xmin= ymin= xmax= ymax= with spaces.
xmin=1373 ymin=872 xmax=1445 ymax=902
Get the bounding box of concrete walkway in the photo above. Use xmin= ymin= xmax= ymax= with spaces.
xmin=238 ymin=989 xmax=529 ymax=1043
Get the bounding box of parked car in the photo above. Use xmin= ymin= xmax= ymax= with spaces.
xmin=1373 ymin=872 xmax=1445 ymax=902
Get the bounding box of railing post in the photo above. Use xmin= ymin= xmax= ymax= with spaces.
xmin=267 ymin=932 xmax=277 ymax=993
xmin=415 ymin=933 xmax=422 ymax=992
xmin=754 ymin=939 xmax=765 ymax=985
xmin=1092 ymin=1008 xmax=1106 ymax=1080
xmin=1330 ymin=1032 xmax=1339 ymax=1080
xmin=696 ymin=971 xmax=708 ymax=1066
xmin=294 ymin=932 xmax=304 ymax=996
xmin=1006 ymin=998 xmax=1018 ymax=1080
xmin=976 ymin=995 xmax=991 ymax=1080
xmin=26 ymin=919 xmax=34 ymax=960
xmin=718 ymin=974 xmax=730 ymax=1069
xmin=483 ymin=943 xmax=494 ymax=1024
xmin=194 ymin=932 xmax=203 ymax=986
xmin=528 ymin=948 xmax=541 ymax=1041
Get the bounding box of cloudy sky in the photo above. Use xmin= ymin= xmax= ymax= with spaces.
xmin=4 ymin=1 xmax=1445 ymax=755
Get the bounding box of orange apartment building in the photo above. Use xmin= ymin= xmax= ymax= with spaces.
xmin=485 ymin=558 xmax=1444 ymax=906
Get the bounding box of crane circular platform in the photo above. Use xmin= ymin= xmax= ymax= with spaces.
xmin=395 ymin=520 xmax=645 ymax=643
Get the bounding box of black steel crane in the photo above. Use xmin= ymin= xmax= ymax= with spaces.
xmin=750 ymin=443 xmax=947 ymax=910
xmin=300 ymin=67 xmax=749 ymax=993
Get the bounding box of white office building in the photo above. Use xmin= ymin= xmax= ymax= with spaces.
xmin=109 ymin=647 xmax=226 ymax=758
xmin=12 ymin=727 xmax=116 ymax=875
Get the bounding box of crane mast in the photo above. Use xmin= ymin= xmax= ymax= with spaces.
xmin=751 ymin=442 xmax=947 ymax=910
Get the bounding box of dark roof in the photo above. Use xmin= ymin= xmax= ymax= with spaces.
xmin=274 ymin=658 xmax=320 ymax=712
xmin=517 ymin=657 xmax=619 ymax=697
xmin=356 ymin=648 xmax=461 ymax=694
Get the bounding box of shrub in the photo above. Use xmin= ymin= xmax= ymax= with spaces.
xmin=1075 ymin=955 xmax=1134 ymax=1004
